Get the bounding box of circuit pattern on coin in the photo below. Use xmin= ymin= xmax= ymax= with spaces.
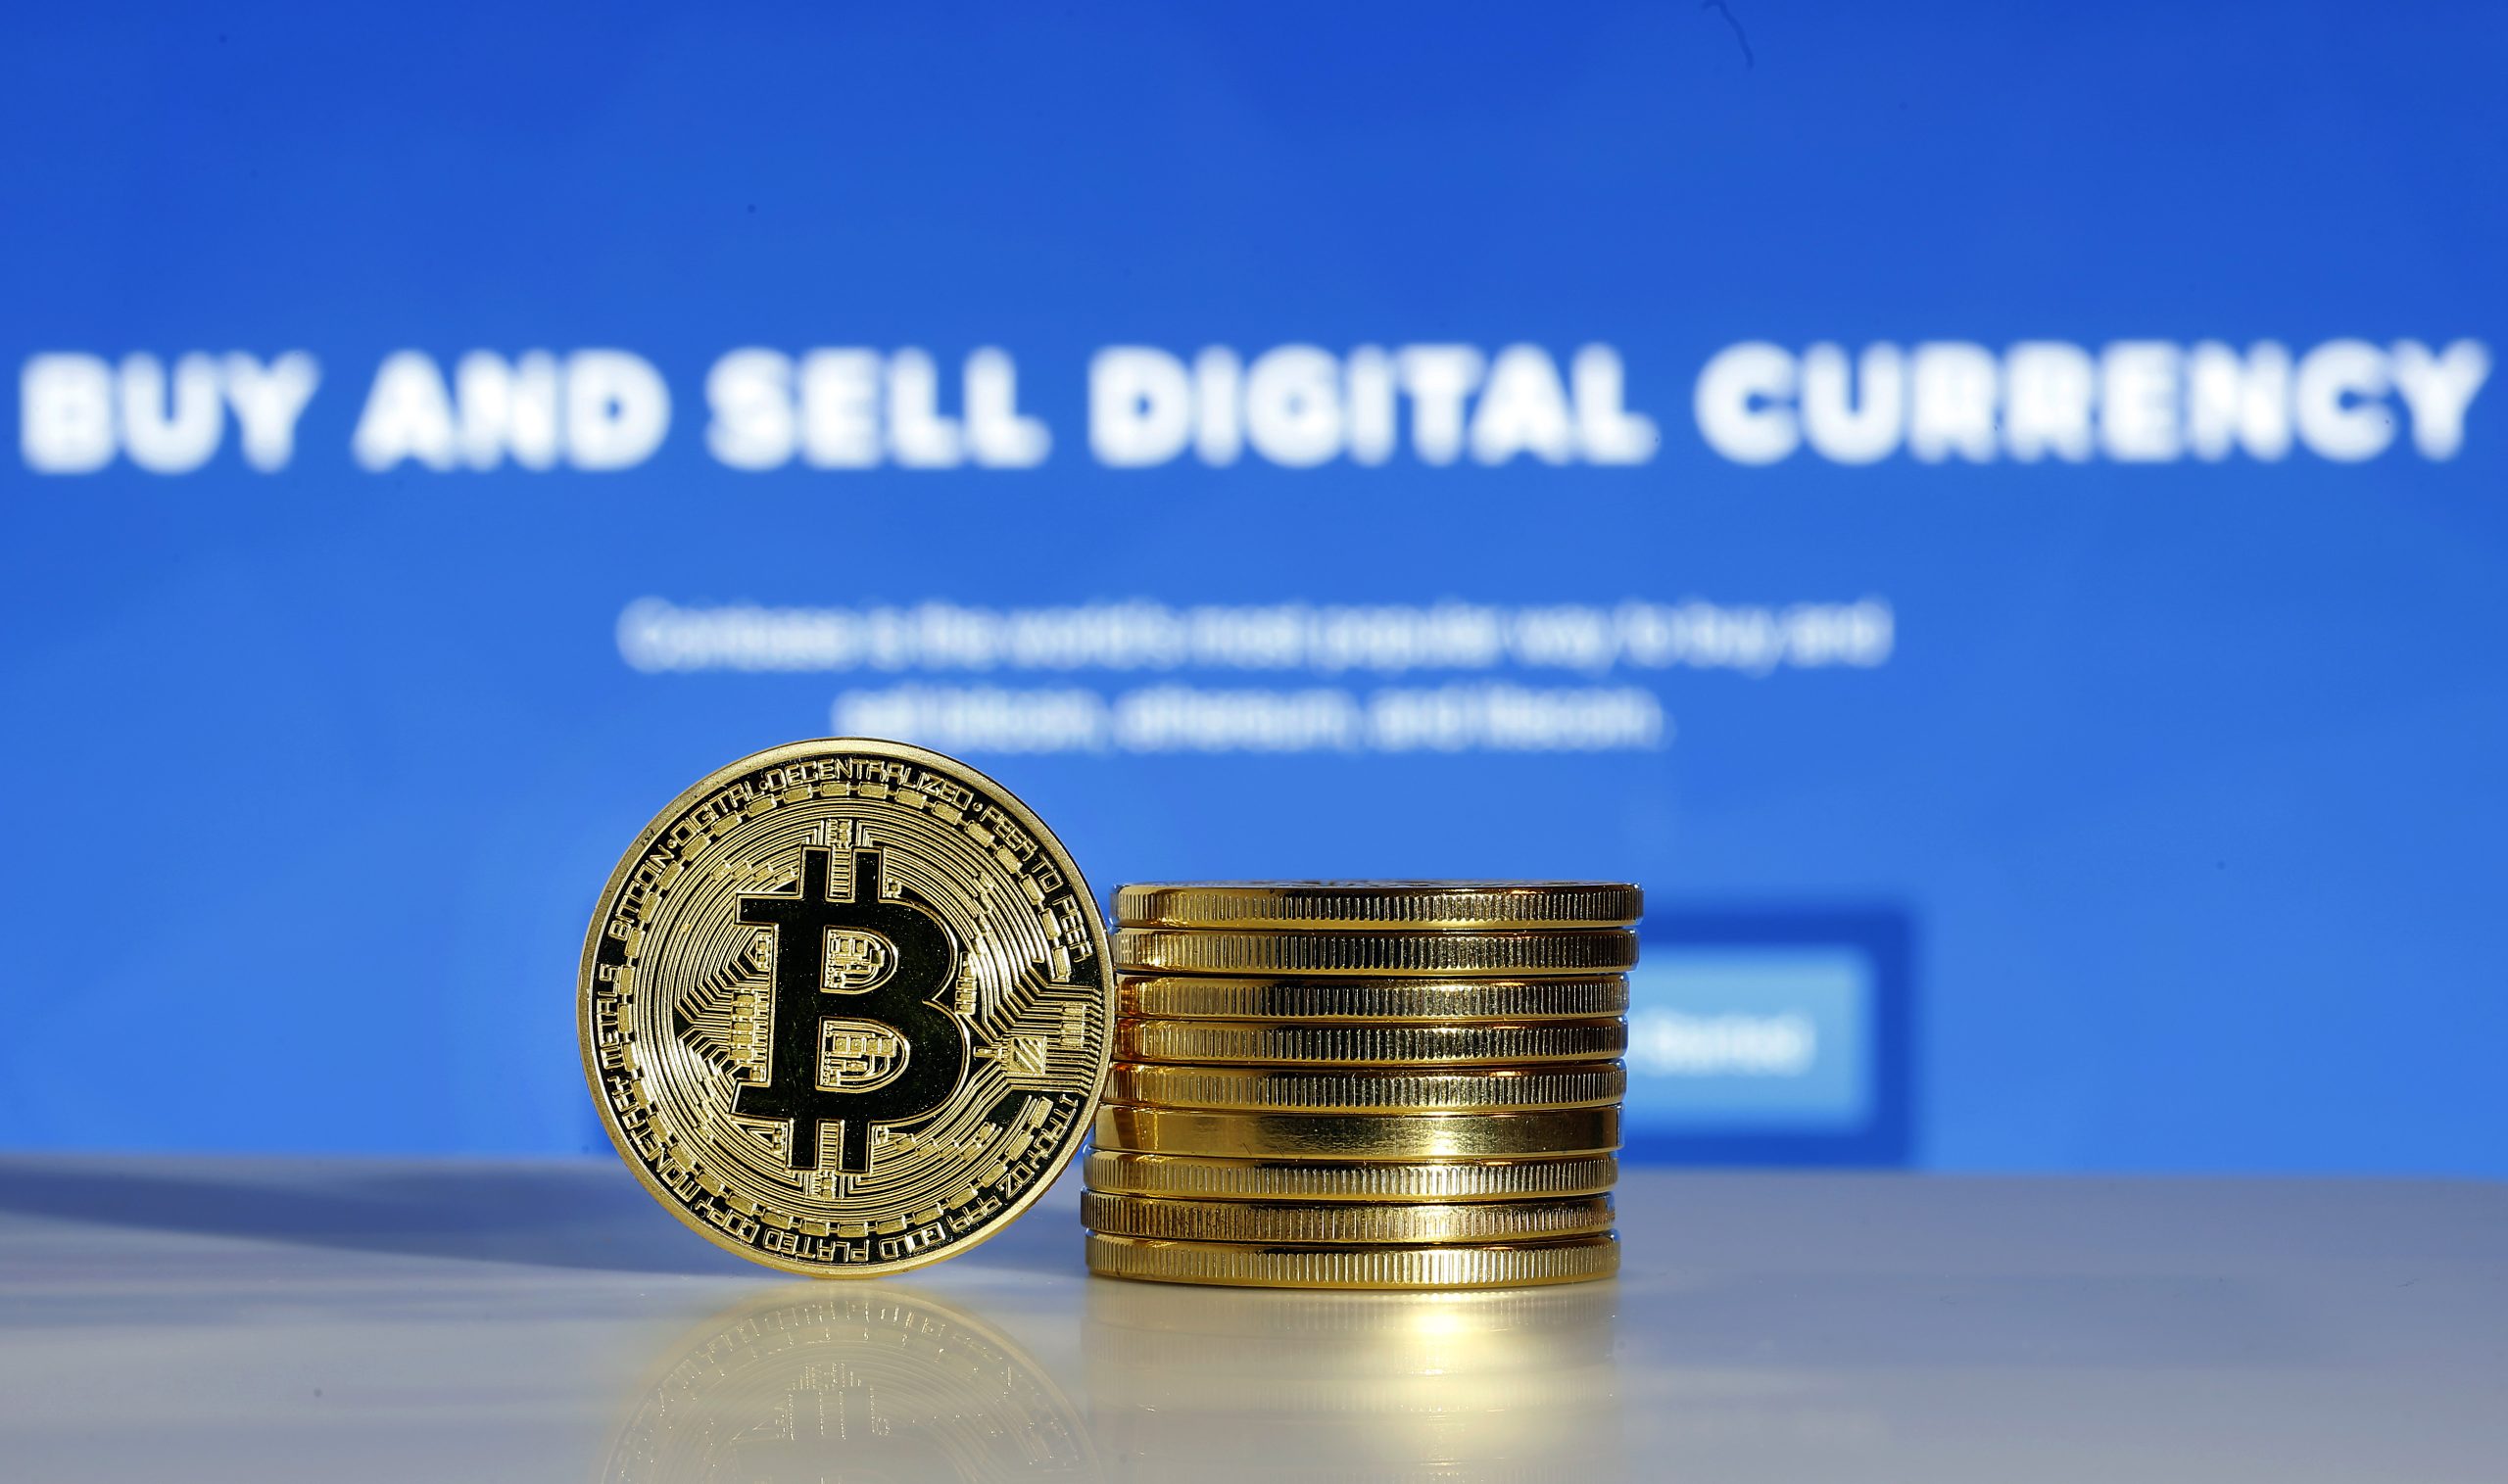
xmin=579 ymin=739 xmax=1111 ymax=1275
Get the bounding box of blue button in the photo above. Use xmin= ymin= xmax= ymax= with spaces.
xmin=1624 ymin=948 xmax=1872 ymax=1129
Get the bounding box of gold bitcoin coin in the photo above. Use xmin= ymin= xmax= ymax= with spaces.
xmin=1120 ymin=975 xmax=1631 ymax=1023
xmin=1085 ymin=1233 xmax=1619 ymax=1289
xmin=1084 ymin=1151 xmax=1620 ymax=1203
xmin=1092 ymin=1106 xmax=1620 ymax=1160
xmin=1106 ymin=1063 xmax=1625 ymax=1113
xmin=577 ymin=738 xmax=1112 ymax=1276
xmin=1083 ymin=1192 xmax=1615 ymax=1244
xmin=1115 ymin=881 xmax=1643 ymax=931
xmin=1117 ymin=1017 xmax=1626 ymax=1066
xmin=1114 ymin=928 xmax=1638 ymax=978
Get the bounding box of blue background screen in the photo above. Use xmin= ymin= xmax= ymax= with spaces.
xmin=4 ymin=2 xmax=2502 ymax=1173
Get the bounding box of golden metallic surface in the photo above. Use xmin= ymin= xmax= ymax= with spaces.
xmin=1085 ymin=1232 xmax=1619 ymax=1289
xmin=1119 ymin=974 xmax=1630 ymax=1023
xmin=1083 ymin=1192 xmax=1616 ymax=1245
xmin=1115 ymin=881 xmax=1643 ymax=931
xmin=1093 ymin=880 xmax=1633 ymax=1292
xmin=577 ymin=738 xmax=1112 ymax=1277
xmin=1116 ymin=1016 xmax=1626 ymax=1066
xmin=1092 ymin=1106 xmax=1621 ymax=1160
xmin=1084 ymin=1151 xmax=1621 ymax=1203
xmin=1106 ymin=1062 xmax=1626 ymax=1113
xmin=1113 ymin=928 xmax=1639 ymax=978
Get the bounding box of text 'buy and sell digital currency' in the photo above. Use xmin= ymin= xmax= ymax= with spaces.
xmin=1087 ymin=880 xmax=1637 ymax=1290
xmin=578 ymin=738 xmax=1112 ymax=1277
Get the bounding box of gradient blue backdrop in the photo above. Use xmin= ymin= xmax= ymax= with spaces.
xmin=4 ymin=2 xmax=2503 ymax=1173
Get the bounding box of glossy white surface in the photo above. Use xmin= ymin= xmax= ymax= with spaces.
xmin=0 ymin=1157 xmax=2500 ymax=1482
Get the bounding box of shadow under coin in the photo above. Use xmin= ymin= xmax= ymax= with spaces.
xmin=604 ymin=1284 xmax=1098 ymax=1484
xmin=0 ymin=1158 xmax=760 ymax=1276
xmin=1085 ymin=1279 xmax=1625 ymax=1482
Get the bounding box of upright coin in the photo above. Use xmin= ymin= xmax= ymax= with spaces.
xmin=1116 ymin=881 xmax=1644 ymax=931
xmin=578 ymin=739 xmax=1112 ymax=1276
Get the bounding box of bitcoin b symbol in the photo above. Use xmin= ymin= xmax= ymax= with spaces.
xmin=736 ymin=845 xmax=971 ymax=1173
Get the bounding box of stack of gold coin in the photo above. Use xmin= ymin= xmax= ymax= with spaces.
xmin=1085 ymin=881 xmax=1638 ymax=1289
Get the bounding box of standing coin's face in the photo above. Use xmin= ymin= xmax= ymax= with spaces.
xmin=579 ymin=739 xmax=1112 ymax=1276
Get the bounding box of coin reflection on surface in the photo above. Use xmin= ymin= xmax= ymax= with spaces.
xmin=605 ymin=1286 xmax=1095 ymax=1484
xmin=1085 ymin=1278 xmax=1623 ymax=1480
